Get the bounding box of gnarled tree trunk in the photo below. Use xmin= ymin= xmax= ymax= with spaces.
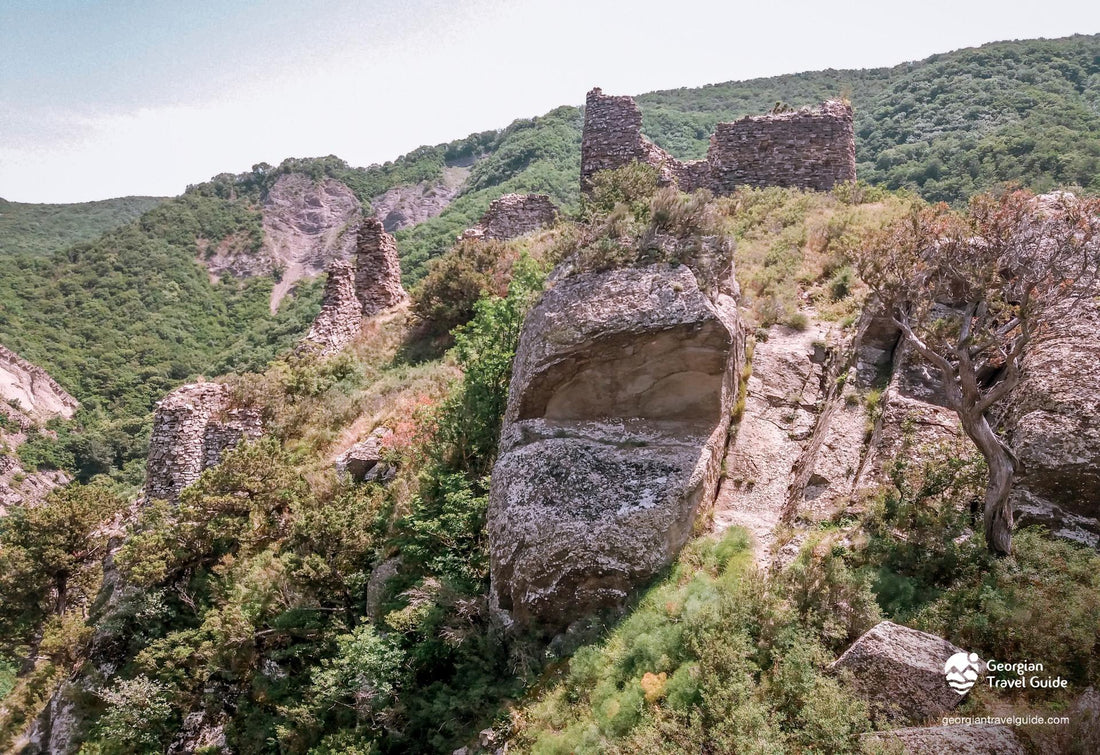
xmin=958 ymin=410 xmax=1016 ymax=556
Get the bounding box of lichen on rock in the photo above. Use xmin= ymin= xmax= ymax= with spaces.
xmin=488 ymin=260 xmax=742 ymax=633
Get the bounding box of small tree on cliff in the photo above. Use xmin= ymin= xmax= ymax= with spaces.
xmin=855 ymin=190 xmax=1100 ymax=555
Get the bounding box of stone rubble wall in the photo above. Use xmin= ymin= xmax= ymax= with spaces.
xmin=144 ymin=382 xmax=262 ymax=503
xmin=478 ymin=193 xmax=559 ymax=240
xmin=300 ymin=219 xmax=409 ymax=357
xmin=300 ymin=260 xmax=363 ymax=356
xmin=707 ymin=101 xmax=856 ymax=192
xmin=355 ymin=218 xmax=408 ymax=316
xmin=581 ymin=87 xmax=856 ymax=194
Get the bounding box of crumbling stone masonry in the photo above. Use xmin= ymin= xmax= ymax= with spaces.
xmin=355 ymin=218 xmax=408 ymax=316
xmin=461 ymin=193 xmax=560 ymax=241
xmin=144 ymin=382 xmax=262 ymax=503
xmin=300 ymin=219 xmax=409 ymax=356
xmin=581 ymin=87 xmax=856 ymax=193
xmin=301 ymin=260 xmax=363 ymax=356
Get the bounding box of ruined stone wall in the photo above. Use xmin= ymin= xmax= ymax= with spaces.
xmin=461 ymin=193 xmax=559 ymax=241
xmin=300 ymin=260 xmax=363 ymax=356
xmin=144 ymin=382 xmax=261 ymax=503
xmin=707 ymin=101 xmax=856 ymax=192
xmin=581 ymin=88 xmax=855 ymax=194
xmin=355 ymin=218 xmax=408 ymax=316
xmin=581 ymin=88 xmax=680 ymax=188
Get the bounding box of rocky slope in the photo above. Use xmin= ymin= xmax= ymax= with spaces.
xmin=0 ymin=345 xmax=79 ymax=513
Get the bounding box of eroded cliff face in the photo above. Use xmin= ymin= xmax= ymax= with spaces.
xmin=0 ymin=345 xmax=79 ymax=512
xmin=198 ymin=173 xmax=362 ymax=311
xmin=371 ymin=165 xmax=470 ymax=232
xmin=489 ymin=261 xmax=742 ymax=632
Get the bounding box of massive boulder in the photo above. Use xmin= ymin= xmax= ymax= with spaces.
xmin=1000 ymin=294 xmax=1100 ymax=547
xmin=830 ymin=621 xmax=972 ymax=723
xmin=488 ymin=261 xmax=741 ymax=632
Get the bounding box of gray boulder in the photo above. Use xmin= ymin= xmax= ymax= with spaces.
xmin=488 ymin=261 xmax=741 ymax=632
xmin=830 ymin=621 xmax=973 ymax=723
xmin=866 ymin=724 xmax=1023 ymax=754
xmin=336 ymin=427 xmax=396 ymax=483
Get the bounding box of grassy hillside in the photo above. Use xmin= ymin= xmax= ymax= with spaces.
xmin=0 ymin=196 xmax=166 ymax=256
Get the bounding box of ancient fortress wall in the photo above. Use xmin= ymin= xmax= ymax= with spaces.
xmin=581 ymin=88 xmax=856 ymax=193
xmin=301 ymin=219 xmax=408 ymax=356
xmin=144 ymin=382 xmax=262 ymax=503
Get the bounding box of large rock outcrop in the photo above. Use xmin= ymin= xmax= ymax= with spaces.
xmin=830 ymin=621 xmax=972 ymax=723
xmin=144 ymin=382 xmax=262 ymax=503
xmin=488 ymin=261 xmax=741 ymax=632
xmin=581 ymin=87 xmax=855 ymax=193
xmin=1000 ymin=294 xmax=1100 ymax=547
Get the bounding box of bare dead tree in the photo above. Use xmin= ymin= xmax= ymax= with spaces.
xmin=855 ymin=190 xmax=1100 ymax=555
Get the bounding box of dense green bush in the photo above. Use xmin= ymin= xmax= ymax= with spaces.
xmin=514 ymin=529 xmax=876 ymax=753
xmin=411 ymin=239 xmax=519 ymax=336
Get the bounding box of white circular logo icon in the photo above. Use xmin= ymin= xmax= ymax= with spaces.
xmin=944 ymin=651 xmax=982 ymax=695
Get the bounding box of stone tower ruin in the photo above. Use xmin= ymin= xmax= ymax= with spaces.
xmin=581 ymin=87 xmax=856 ymax=194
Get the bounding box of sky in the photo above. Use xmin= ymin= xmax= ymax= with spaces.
xmin=2 ymin=0 xmax=1098 ymax=203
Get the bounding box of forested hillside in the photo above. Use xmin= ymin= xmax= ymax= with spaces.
xmin=0 ymin=196 xmax=166 ymax=256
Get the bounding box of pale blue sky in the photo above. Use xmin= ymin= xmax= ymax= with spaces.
xmin=2 ymin=0 xmax=1098 ymax=202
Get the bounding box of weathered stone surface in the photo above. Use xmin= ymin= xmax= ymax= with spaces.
xmin=301 ymin=260 xmax=363 ymax=356
xmin=830 ymin=621 xmax=970 ymax=723
xmin=336 ymin=427 xmax=396 ymax=483
xmin=713 ymin=319 xmax=833 ymax=562
xmin=489 ymin=262 xmax=741 ymax=632
xmin=865 ymin=725 xmax=1024 ymax=754
xmin=462 ymin=193 xmax=559 ymax=241
xmin=144 ymin=382 xmax=262 ymax=503
xmin=581 ymin=88 xmax=855 ymax=194
xmin=168 ymin=710 xmax=229 ymax=755
xmin=355 ymin=218 xmax=408 ymax=316
xmin=1000 ymin=293 xmax=1100 ymax=547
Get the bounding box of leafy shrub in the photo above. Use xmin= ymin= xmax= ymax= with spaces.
xmin=582 ymin=163 xmax=660 ymax=222
xmin=913 ymin=528 xmax=1100 ymax=690
xmin=514 ymin=529 xmax=873 ymax=752
xmin=412 ymin=239 xmax=519 ymax=336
